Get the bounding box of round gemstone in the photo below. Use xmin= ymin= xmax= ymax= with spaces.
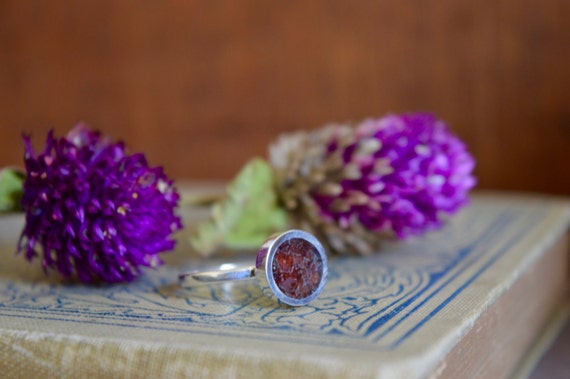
xmin=272 ymin=238 xmax=323 ymax=300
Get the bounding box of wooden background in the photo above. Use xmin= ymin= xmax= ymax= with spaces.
xmin=1 ymin=1 xmax=568 ymax=194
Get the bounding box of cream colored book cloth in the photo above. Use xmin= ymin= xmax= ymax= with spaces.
xmin=0 ymin=193 xmax=569 ymax=378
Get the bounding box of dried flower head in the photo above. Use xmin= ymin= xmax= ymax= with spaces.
xmin=18 ymin=123 xmax=182 ymax=283
xmin=270 ymin=113 xmax=476 ymax=255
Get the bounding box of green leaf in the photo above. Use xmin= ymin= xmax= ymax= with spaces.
xmin=0 ymin=168 xmax=24 ymax=212
xmin=190 ymin=158 xmax=289 ymax=255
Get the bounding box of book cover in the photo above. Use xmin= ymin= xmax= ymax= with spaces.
xmin=0 ymin=193 xmax=569 ymax=378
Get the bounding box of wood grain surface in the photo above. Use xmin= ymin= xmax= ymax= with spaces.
xmin=1 ymin=1 xmax=568 ymax=194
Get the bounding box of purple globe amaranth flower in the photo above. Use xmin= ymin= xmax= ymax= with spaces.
xmin=321 ymin=113 xmax=476 ymax=238
xmin=18 ymin=123 xmax=182 ymax=283
xmin=270 ymin=112 xmax=476 ymax=255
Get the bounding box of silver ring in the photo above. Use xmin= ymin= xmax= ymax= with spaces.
xmin=179 ymin=230 xmax=328 ymax=306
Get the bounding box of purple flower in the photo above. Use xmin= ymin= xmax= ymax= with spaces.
xmin=318 ymin=113 xmax=476 ymax=238
xmin=18 ymin=123 xmax=182 ymax=283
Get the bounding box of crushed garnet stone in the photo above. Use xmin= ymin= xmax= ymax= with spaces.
xmin=272 ymin=238 xmax=323 ymax=299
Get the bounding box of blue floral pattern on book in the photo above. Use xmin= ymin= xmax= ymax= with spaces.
xmin=0 ymin=198 xmax=549 ymax=350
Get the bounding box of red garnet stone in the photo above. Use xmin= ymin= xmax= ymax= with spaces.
xmin=272 ymin=238 xmax=323 ymax=300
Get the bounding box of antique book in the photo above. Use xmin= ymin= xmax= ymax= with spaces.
xmin=0 ymin=192 xmax=568 ymax=378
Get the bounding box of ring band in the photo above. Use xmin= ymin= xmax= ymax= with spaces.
xmin=179 ymin=265 xmax=255 ymax=286
xmin=179 ymin=230 xmax=328 ymax=306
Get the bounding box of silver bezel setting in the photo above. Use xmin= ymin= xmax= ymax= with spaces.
xmin=256 ymin=229 xmax=328 ymax=306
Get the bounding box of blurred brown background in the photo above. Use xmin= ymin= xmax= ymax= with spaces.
xmin=0 ymin=1 xmax=569 ymax=194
